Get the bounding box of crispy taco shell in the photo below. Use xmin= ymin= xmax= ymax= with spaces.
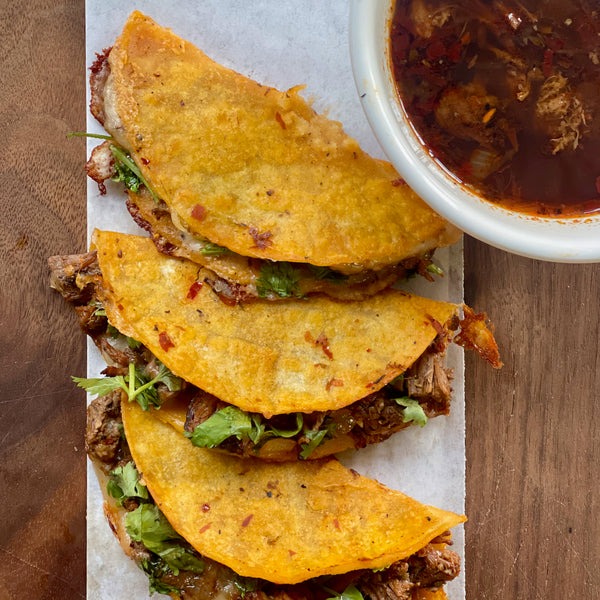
xmin=102 ymin=11 xmax=460 ymax=271
xmin=91 ymin=230 xmax=460 ymax=416
xmin=121 ymin=398 xmax=466 ymax=585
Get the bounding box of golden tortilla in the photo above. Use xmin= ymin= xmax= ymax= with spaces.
xmin=92 ymin=230 xmax=459 ymax=416
xmin=121 ymin=398 xmax=466 ymax=584
xmin=105 ymin=11 xmax=461 ymax=271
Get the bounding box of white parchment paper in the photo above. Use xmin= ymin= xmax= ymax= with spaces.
xmin=84 ymin=2 xmax=465 ymax=598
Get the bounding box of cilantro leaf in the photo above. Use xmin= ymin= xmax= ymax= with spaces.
xmin=234 ymin=576 xmax=260 ymax=597
xmin=185 ymin=407 xmax=306 ymax=449
xmin=126 ymin=503 xmax=180 ymax=547
xmin=110 ymin=145 xmax=159 ymax=202
xmin=126 ymin=335 xmax=143 ymax=350
xmin=269 ymin=413 xmax=303 ymax=438
xmin=248 ymin=414 xmax=266 ymax=445
xmin=158 ymin=545 xmax=206 ymax=573
xmin=201 ymin=242 xmax=231 ymax=256
xmin=299 ymin=428 xmax=329 ymax=460
xmin=394 ymin=397 xmax=428 ymax=427
xmin=140 ymin=557 xmax=181 ymax=596
xmin=72 ymin=361 xmax=181 ymax=412
xmin=112 ymin=160 xmax=143 ymax=193
xmin=106 ymin=462 xmax=149 ymax=506
xmin=106 ymin=323 xmax=120 ymax=339
xmin=127 ymin=362 xmax=182 ymax=411
xmin=154 ymin=362 xmax=183 ymax=392
xmin=308 ymin=265 xmax=349 ymax=284
xmin=126 ymin=504 xmax=204 ymax=576
xmin=325 ymin=584 xmax=365 ymax=600
xmin=72 ymin=375 xmax=127 ymax=397
xmin=389 ymin=373 xmax=405 ymax=387
xmin=255 ymin=262 xmax=303 ymax=298
xmin=185 ymin=405 xmax=255 ymax=448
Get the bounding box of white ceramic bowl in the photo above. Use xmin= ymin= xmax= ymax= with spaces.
xmin=349 ymin=0 xmax=600 ymax=262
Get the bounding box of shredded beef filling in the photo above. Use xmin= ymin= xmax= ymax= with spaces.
xmin=48 ymin=251 xmax=100 ymax=303
xmin=86 ymin=390 xmax=125 ymax=468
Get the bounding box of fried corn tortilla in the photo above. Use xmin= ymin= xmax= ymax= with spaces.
xmin=91 ymin=230 xmax=460 ymax=416
xmin=121 ymin=398 xmax=466 ymax=584
xmin=98 ymin=11 xmax=461 ymax=272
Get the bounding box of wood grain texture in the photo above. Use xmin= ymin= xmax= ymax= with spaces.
xmin=464 ymin=237 xmax=600 ymax=600
xmin=0 ymin=1 xmax=87 ymax=599
xmin=1 ymin=2 xmax=600 ymax=600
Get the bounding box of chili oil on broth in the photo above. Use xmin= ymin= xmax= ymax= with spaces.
xmin=390 ymin=0 xmax=600 ymax=217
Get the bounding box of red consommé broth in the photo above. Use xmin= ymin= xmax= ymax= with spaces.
xmin=390 ymin=0 xmax=600 ymax=216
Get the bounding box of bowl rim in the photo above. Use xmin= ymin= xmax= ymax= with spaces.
xmin=349 ymin=0 xmax=600 ymax=263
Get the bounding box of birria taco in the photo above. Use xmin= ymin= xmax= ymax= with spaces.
xmin=84 ymin=11 xmax=463 ymax=302
xmin=86 ymin=391 xmax=465 ymax=598
xmin=49 ymin=230 xmax=500 ymax=462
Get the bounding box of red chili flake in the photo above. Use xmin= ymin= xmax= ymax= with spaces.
xmin=275 ymin=112 xmax=286 ymax=129
xmin=117 ymin=304 xmax=124 ymax=311
xmin=315 ymin=333 xmax=333 ymax=360
xmin=241 ymin=514 xmax=254 ymax=527
xmin=191 ymin=204 xmax=206 ymax=221
xmin=326 ymin=378 xmax=344 ymax=392
xmin=391 ymin=178 xmax=406 ymax=187
xmin=304 ymin=331 xmax=314 ymax=344
xmin=595 ymin=176 xmax=600 ymax=196
xmin=366 ymin=348 xmax=372 ymax=353
xmin=140 ymin=157 xmax=150 ymax=165
xmin=288 ymin=550 xmax=297 ymax=557
xmin=117 ymin=249 xmax=123 ymax=258
xmin=159 ymin=331 xmax=175 ymax=352
xmin=249 ymin=227 xmax=273 ymax=249
xmin=201 ymin=504 xmax=210 ymax=513
xmin=187 ymin=281 xmax=203 ymax=300
xmin=333 ymin=519 xmax=341 ymax=530
xmin=542 ymin=49 xmax=553 ymax=77
xmin=199 ymin=523 xmax=212 ymax=534
xmin=426 ymin=38 xmax=446 ymax=61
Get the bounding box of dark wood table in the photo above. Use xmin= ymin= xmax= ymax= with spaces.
xmin=1 ymin=2 xmax=599 ymax=598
